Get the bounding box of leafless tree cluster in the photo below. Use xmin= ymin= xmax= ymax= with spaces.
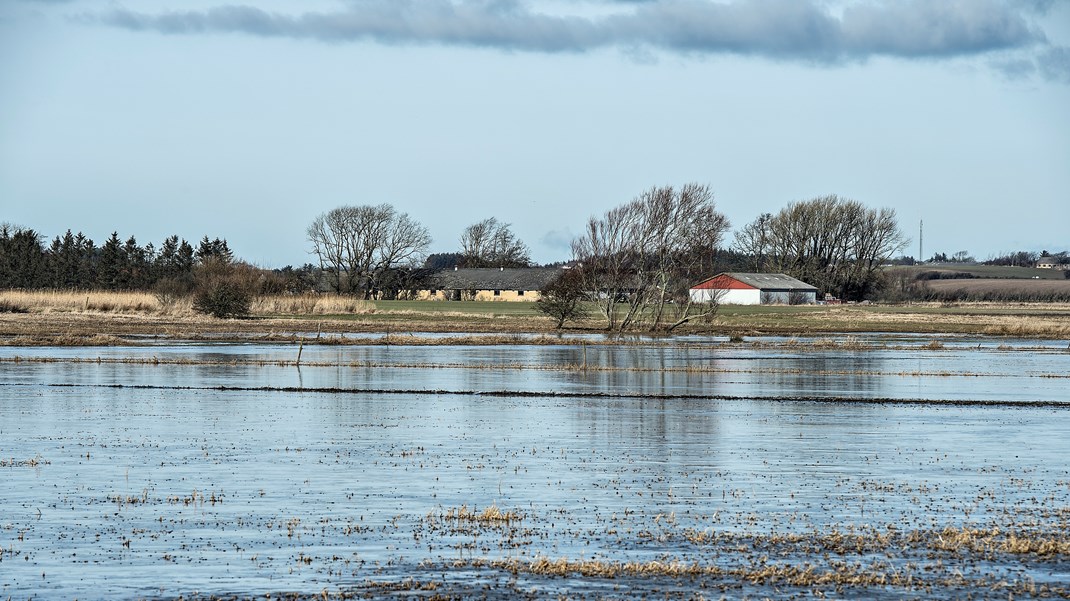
xmin=571 ymin=183 xmax=730 ymax=332
xmin=733 ymin=195 xmax=906 ymax=300
xmin=459 ymin=217 xmax=531 ymax=268
xmin=307 ymin=204 xmax=431 ymax=298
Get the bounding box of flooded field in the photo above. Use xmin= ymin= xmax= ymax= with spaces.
xmin=2 ymin=335 xmax=1069 ymax=599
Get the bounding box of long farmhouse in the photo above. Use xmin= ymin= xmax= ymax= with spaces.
xmin=420 ymin=267 xmax=562 ymax=301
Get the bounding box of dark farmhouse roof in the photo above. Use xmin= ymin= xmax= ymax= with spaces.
xmin=694 ymin=272 xmax=817 ymax=291
xmin=428 ymin=267 xmax=562 ymax=291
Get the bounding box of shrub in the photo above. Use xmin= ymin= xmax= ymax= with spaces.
xmin=192 ymin=279 xmax=251 ymax=319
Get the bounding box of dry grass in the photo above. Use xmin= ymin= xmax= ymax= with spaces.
xmin=0 ymin=454 xmax=49 ymax=468
xmin=435 ymin=504 xmax=523 ymax=524
xmin=0 ymin=290 xmax=162 ymax=314
xmin=981 ymin=320 xmax=1070 ymax=337
xmin=250 ymin=294 xmax=375 ymax=316
xmin=925 ymin=278 xmax=1070 ymax=295
xmin=0 ymin=290 xmax=382 ymax=317
xmin=920 ymin=526 xmax=1070 ymax=557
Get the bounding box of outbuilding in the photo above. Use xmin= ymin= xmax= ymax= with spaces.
xmin=689 ymin=272 xmax=818 ymax=305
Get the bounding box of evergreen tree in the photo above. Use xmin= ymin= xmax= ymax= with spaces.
xmin=97 ymin=232 xmax=124 ymax=290
xmin=0 ymin=225 xmax=47 ymax=288
xmin=74 ymin=233 xmax=95 ymax=287
xmin=196 ymin=236 xmax=233 ymax=265
xmin=177 ymin=239 xmax=195 ymax=274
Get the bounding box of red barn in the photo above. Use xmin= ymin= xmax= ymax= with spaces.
xmin=690 ymin=273 xmax=818 ymax=305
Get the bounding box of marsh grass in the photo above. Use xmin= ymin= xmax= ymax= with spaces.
xmin=0 ymin=454 xmax=49 ymax=468
xmin=251 ymin=294 xmax=375 ymax=316
xmin=921 ymin=526 xmax=1070 ymax=557
xmin=436 ymin=504 xmax=523 ymax=524
xmin=0 ymin=290 xmax=162 ymax=314
xmin=808 ymin=336 xmax=867 ymax=350
xmin=0 ymin=298 xmax=29 ymax=313
xmin=0 ymin=289 xmax=385 ymax=317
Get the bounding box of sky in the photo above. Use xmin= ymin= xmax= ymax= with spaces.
xmin=2 ymin=0 xmax=1069 ymax=268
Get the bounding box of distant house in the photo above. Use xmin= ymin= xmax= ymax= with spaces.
xmin=1036 ymin=257 xmax=1068 ymax=270
xmin=420 ymin=267 xmax=562 ymax=301
xmin=689 ymin=272 xmax=818 ymax=305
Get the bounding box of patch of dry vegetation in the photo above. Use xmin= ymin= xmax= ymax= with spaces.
xmin=433 ymin=504 xmax=523 ymax=524
xmin=0 ymin=289 xmax=384 ymax=317
xmin=0 ymin=290 xmax=161 ymax=314
xmin=0 ymin=454 xmax=49 ymax=468
xmin=250 ymin=294 xmax=375 ymax=316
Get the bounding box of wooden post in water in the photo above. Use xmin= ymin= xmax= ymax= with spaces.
xmin=296 ymin=337 xmax=304 ymax=366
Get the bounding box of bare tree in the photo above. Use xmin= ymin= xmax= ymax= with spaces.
xmin=459 ymin=217 xmax=531 ymax=268
xmin=535 ymin=268 xmax=589 ymax=328
xmin=732 ymin=213 xmax=772 ymax=272
xmin=571 ymin=183 xmax=730 ymax=333
xmin=307 ymin=204 xmax=432 ymax=298
xmin=733 ymin=195 xmax=906 ymax=301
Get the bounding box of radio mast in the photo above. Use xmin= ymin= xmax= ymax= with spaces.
xmin=919 ymin=220 xmax=923 ymax=263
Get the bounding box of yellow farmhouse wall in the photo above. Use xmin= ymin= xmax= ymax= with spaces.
xmin=414 ymin=289 xmax=543 ymax=302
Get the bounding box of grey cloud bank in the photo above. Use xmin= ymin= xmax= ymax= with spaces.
xmin=91 ymin=0 xmax=1052 ymax=66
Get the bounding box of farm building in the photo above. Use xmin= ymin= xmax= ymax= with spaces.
xmin=1037 ymin=257 xmax=1068 ymax=270
xmin=420 ymin=267 xmax=562 ymax=301
xmin=689 ymin=272 xmax=818 ymax=305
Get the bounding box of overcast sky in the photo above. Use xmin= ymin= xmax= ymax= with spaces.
xmin=2 ymin=0 xmax=1068 ymax=267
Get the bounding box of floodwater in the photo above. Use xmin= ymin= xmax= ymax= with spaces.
xmin=1 ymin=335 xmax=1068 ymax=599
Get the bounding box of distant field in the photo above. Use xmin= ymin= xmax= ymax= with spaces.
xmin=889 ymin=264 xmax=1069 ymax=280
xmin=924 ymin=278 xmax=1070 ymax=294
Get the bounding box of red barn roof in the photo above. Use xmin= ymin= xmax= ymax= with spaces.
xmin=691 ymin=272 xmax=817 ymax=291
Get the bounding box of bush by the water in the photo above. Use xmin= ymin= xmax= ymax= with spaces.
xmin=192 ymin=280 xmax=251 ymax=318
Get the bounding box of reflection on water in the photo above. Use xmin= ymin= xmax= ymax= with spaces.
xmin=4 ymin=337 xmax=1066 ymax=402
xmin=1 ymin=337 xmax=1068 ymax=598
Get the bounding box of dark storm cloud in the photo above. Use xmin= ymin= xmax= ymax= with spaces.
xmin=91 ymin=0 xmax=1048 ymax=63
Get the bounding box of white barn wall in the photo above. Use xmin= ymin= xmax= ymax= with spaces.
xmin=690 ymin=289 xmax=761 ymax=305
xmin=724 ymin=289 xmax=761 ymax=305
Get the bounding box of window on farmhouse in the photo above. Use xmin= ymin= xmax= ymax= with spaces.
xmin=493 ymin=290 xmax=501 ymax=296
xmin=518 ymin=290 xmax=525 ymax=296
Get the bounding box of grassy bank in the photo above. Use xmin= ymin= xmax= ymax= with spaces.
xmin=2 ymin=289 xmax=1070 ymax=343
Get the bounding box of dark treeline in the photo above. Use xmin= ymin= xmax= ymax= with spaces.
xmin=1 ymin=224 xmax=245 ymax=291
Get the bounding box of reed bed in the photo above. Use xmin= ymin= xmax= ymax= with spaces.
xmin=0 ymin=289 xmax=162 ymax=314
xmin=0 ymin=289 xmax=386 ymax=317
xmin=250 ymin=294 xmax=375 ymax=316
